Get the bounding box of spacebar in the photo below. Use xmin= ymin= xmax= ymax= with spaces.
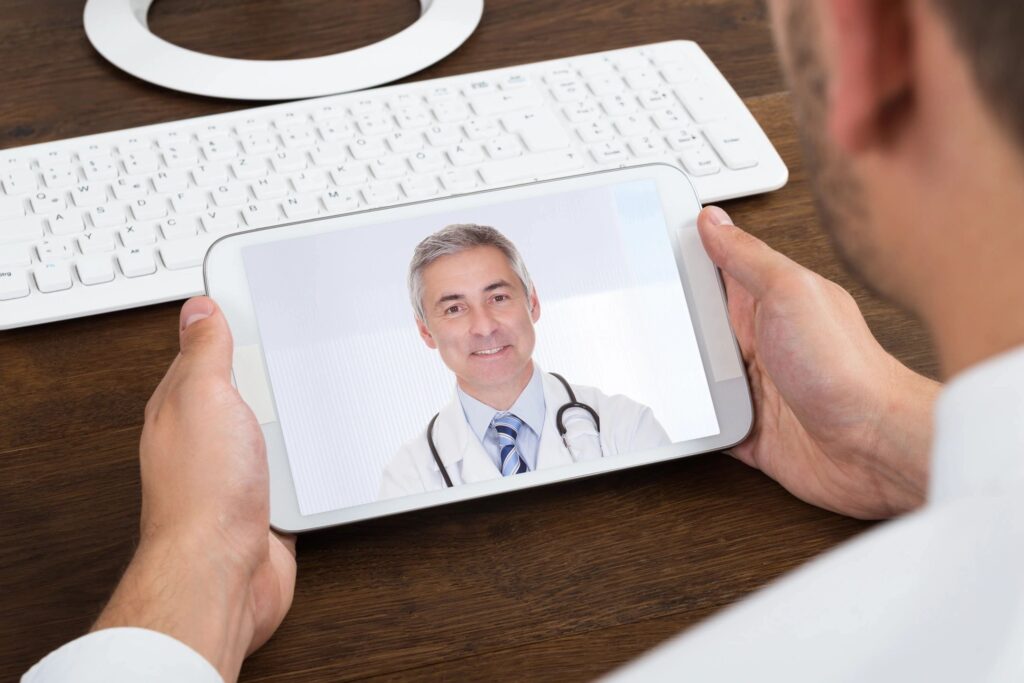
xmin=479 ymin=151 xmax=585 ymax=185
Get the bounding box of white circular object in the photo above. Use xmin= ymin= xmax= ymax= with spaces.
xmin=83 ymin=0 xmax=484 ymax=100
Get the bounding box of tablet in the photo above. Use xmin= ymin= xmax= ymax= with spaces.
xmin=205 ymin=164 xmax=751 ymax=532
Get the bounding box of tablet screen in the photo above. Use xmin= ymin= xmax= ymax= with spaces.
xmin=242 ymin=179 xmax=720 ymax=516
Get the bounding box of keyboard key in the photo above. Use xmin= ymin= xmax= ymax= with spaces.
xmin=613 ymin=114 xmax=651 ymax=137
xmin=362 ymin=182 xmax=399 ymax=205
xmin=562 ymin=103 xmax=601 ymax=123
xmin=676 ymin=86 xmax=724 ymax=123
xmin=280 ymin=126 xmax=317 ymax=150
xmin=680 ymin=145 xmax=722 ymax=175
xmin=577 ymin=119 xmax=615 ymax=143
xmin=479 ymin=150 xmax=584 ymax=185
xmin=470 ymin=89 xmax=543 ymax=116
xmin=440 ymin=168 xmax=479 ymax=192
xmin=485 ymin=135 xmax=524 ymax=160
xmin=201 ymin=210 xmax=238 ymax=233
xmin=464 ymin=117 xmax=501 ymax=141
xmin=499 ymin=73 xmax=531 ymax=89
xmin=282 ymin=195 xmax=320 ymax=219
xmin=49 ymin=211 xmax=85 ymax=236
xmin=638 ymin=88 xmax=675 ymax=110
xmin=78 ymin=230 xmax=117 ymax=254
xmin=30 ymin=190 xmax=67 ymax=214
xmin=124 ymin=150 xmax=160 ymax=175
xmin=703 ymin=123 xmax=758 ymax=169
xmin=162 ymin=145 xmax=200 ymax=169
xmin=0 ymin=195 xmax=25 ymax=219
xmin=320 ymin=188 xmax=359 ymax=213
xmin=211 ymin=182 xmax=249 ymax=207
xmin=82 ymin=158 xmax=118 ymax=182
xmin=589 ymin=140 xmax=630 ymax=164
xmin=117 ymin=248 xmax=157 ymax=278
xmin=89 ymin=205 xmax=127 ymax=229
xmin=329 ymin=164 xmax=368 ymax=187
xmin=425 ymin=123 xmax=462 ymax=147
xmin=0 ymin=244 xmax=31 ymax=267
xmin=251 ymin=175 xmax=289 ymax=200
xmin=387 ymin=131 xmax=423 ymax=153
xmin=160 ymin=238 xmax=208 ymax=270
xmin=395 ymin=107 xmax=432 ymax=129
xmin=43 ymin=166 xmax=77 ymax=189
xmin=317 ymin=119 xmax=355 ymax=142
xmin=652 ymin=107 xmax=689 ymax=130
xmin=290 ymin=169 xmax=329 ymax=193
xmin=310 ymin=142 xmax=347 ymax=167
xmin=369 ymin=157 xmax=407 ymax=180
xmin=448 ymin=142 xmax=485 ymax=166
xmin=349 ymin=136 xmax=386 ymax=160
xmin=112 ymin=178 xmax=149 ymax=201
xmin=193 ymin=164 xmax=229 ymax=186
xmin=409 ymin=149 xmax=445 ymax=173
xmin=660 ymin=62 xmax=698 ymax=84
xmin=159 ymin=216 xmax=198 ymax=241
xmin=242 ymin=201 xmax=283 ymax=228
xmin=71 ymin=183 xmax=109 ymax=208
xmin=600 ymin=94 xmax=638 ymax=117
xmin=624 ymin=68 xmax=660 ymax=90
xmin=0 ymin=216 xmax=44 ymax=244
xmin=34 ymin=261 xmax=73 ymax=292
xmin=356 ymin=113 xmax=394 ymax=136
xmin=628 ymin=135 xmax=666 ymax=158
xmin=0 ymin=267 xmax=29 ymax=300
xmin=130 ymin=197 xmax=168 ymax=220
xmin=433 ymin=100 xmax=470 ymax=124
xmin=241 ymin=132 xmax=277 ymax=155
xmin=666 ymin=126 xmax=703 ymax=150
xmin=36 ymin=239 xmax=74 ymax=262
xmin=3 ymin=169 xmax=38 ymax=194
xmin=120 ymin=222 xmax=158 ymax=247
xmin=77 ymin=254 xmax=116 ymax=285
xmin=152 ymin=170 xmax=190 ymax=194
xmin=401 ymin=175 xmax=438 ymax=199
xmin=587 ymin=74 xmax=625 ymax=96
xmin=171 ymin=189 xmax=209 ymax=214
xmin=230 ymin=156 xmax=267 ymax=181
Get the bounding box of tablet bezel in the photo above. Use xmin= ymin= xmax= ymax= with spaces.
xmin=204 ymin=164 xmax=751 ymax=532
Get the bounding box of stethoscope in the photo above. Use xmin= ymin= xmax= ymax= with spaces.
xmin=427 ymin=372 xmax=601 ymax=487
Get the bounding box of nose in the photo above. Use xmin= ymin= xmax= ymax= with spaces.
xmin=468 ymin=306 xmax=499 ymax=338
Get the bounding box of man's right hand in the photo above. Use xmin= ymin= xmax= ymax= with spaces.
xmin=698 ymin=206 xmax=940 ymax=519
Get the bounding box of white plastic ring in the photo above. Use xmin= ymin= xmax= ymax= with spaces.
xmin=83 ymin=0 xmax=484 ymax=100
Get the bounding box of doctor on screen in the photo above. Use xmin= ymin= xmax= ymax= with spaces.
xmin=378 ymin=223 xmax=671 ymax=500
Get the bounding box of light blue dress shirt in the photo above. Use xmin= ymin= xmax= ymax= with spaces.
xmin=457 ymin=364 xmax=547 ymax=471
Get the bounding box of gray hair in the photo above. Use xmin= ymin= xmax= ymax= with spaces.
xmin=408 ymin=223 xmax=535 ymax=321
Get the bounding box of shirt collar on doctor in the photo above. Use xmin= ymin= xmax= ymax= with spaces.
xmin=458 ymin=363 xmax=546 ymax=450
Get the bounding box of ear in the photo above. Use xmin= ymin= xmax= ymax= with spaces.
xmin=529 ymin=289 xmax=541 ymax=323
xmin=826 ymin=0 xmax=913 ymax=152
xmin=416 ymin=317 xmax=438 ymax=349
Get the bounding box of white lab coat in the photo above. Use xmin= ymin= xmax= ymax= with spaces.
xmin=378 ymin=372 xmax=672 ymax=499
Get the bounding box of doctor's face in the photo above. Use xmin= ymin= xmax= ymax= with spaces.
xmin=416 ymin=245 xmax=540 ymax=397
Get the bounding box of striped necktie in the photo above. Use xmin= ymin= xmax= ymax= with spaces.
xmin=493 ymin=413 xmax=528 ymax=476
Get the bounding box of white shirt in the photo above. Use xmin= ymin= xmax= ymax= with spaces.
xmin=25 ymin=347 xmax=1024 ymax=682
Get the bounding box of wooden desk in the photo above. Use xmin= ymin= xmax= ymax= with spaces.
xmin=0 ymin=1 xmax=938 ymax=679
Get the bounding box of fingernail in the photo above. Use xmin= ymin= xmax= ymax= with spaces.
xmin=704 ymin=205 xmax=732 ymax=226
xmin=180 ymin=298 xmax=215 ymax=331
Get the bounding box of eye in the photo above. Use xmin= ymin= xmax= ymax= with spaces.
xmin=493 ymin=293 xmax=510 ymax=303
xmin=443 ymin=303 xmax=463 ymax=315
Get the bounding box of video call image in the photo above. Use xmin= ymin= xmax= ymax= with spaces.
xmin=243 ymin=180 xmax=720 ymax=516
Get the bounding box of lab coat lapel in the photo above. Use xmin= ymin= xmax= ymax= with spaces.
xmin=536 ymin=372 xmax=576 ymax=470
xmin=433 ymin=391 xmax=501 ymax=485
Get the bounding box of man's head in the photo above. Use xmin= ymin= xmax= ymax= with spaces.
xmin=409 ymin=224 xmax=540 ymax=400
xmin=768 ymin=0 xmax=1024 ymax=368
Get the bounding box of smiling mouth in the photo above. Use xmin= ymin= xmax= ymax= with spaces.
xmin=472 ymin=345 xmax=509 ymax=356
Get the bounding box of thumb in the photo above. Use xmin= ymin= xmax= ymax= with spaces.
xmin=697 ymin=205 xmax=793 ymax=299
xmin=178 ymin=296 xmax=234 ymax=382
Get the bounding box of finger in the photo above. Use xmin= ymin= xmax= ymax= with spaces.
xmin=272 ymin=531 xmax=297 ymax=558
xmin=176 ymin=296 xmax=234 ymax=384
xmin=697 ymin=205 xmax=797 ymax=299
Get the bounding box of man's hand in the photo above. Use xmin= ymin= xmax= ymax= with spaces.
xmin=699 ymin=206 xmax=939 ymax=519
xmin=93 ymin=297 xmax=296 ymax=682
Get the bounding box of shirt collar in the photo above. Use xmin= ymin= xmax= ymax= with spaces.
xmin=930 ymin=344 xmax=1024 ymax=504
xmin=457 ymin=364 xmax=547 ymax=441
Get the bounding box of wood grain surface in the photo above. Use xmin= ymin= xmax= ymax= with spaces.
xmin=0 ymin=1 xmax=938 ymax=680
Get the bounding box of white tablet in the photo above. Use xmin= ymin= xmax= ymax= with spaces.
xmin=205 ymin=164 xmax=751 ymax=532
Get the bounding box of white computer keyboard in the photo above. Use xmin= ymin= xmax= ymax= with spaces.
xmin=0 ymin=41 xmax=786 ymax=329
